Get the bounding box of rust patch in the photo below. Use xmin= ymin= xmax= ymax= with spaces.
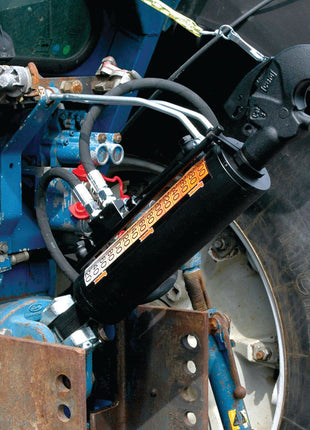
xmin=27 ymin=62 xmax=40 ymax=87
xmin=0 ymin=336 xmax=87 ymax=429
xmin=90 ymin=305 xmax=209 ymax=429
xmin=60 ymin=79 xmax=83 ymax=94
xmin=112 ymin=133 xmax=122 ymax=144
xmin=0 ymin=299 xmax=36 ymax=325
xmin=98 ymin=133 xmax=107 ymax=143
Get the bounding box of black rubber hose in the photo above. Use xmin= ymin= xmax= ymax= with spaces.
xmin=35 ymin=167 xmax=81 ymax=282
xmin=121 ymin=0 xmax=276 ymax=135
xmin=79 ymin=77 xmax=219 ymax=174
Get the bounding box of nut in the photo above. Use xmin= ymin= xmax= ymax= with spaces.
xmin=113 ymin=133 xmax=122 ymax=143
xmin=209 ymin=317 xmax=218 ymax=333
xmin=255 ymin=350 xmax=265 ymax=360
xmin=97 ymin=133 xmax=107 ymax=143
xmin=0 ymin=241 xmax=8 ymax=254
xmin=60 ymin=79 xmax=83 ymax=94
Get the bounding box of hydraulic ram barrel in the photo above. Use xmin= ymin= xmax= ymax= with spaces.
xmin=73 ymin=145 xmax=270 ymax=324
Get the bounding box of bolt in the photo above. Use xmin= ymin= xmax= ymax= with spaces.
xmin=0 ymin=242 xmax=8 ymax=254
xmin=255 ymin=350 xmax=265 ymax=360
xmin=97 ymin=133 xmax=107 ymax=143
xmin=101 ymin=56 xmax=117 ymax=66
xmin=254 ymin=347 xmax=271 ymax=361
xmin=214 ymin=238 xmax=226 ymax=250
xmin=209 ymin=317 xmax=218 ymax=333
xmin=113 ymin=133 xmax=122 ymax=144
xmin=60 ymin=79 xmax=83 ymax=94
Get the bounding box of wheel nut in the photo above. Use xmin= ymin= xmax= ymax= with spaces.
xmin=255 ymin=350 xmax=265 ymax=360
xmin=214 ymin=239 xmax=226 ymax=250
xmin=254 ymin=347 xmax=271 ymax=361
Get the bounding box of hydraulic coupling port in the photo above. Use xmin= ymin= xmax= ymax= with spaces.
xmin=40 ymin=295 xmax=99 ymax=351
xmin=87 ymin=168 xmax=128 ymax=218
xmin=72 ymin=182 xmax=102 ymax=221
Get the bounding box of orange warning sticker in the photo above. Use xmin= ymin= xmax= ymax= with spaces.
xmin=84 ymin=158 xmax=209 ymax=286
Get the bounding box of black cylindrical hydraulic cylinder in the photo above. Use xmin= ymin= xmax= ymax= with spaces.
xmin=73 ymin=145 xmax=270 ymax=323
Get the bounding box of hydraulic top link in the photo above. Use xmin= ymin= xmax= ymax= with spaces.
xmin=225 ymin=44 xmax=310 ymax=171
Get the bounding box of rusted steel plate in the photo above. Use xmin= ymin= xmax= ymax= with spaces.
xmin=89 ymin=402 xmax=123 ymax=430
xmin=90 ymin=305 xmax=209 ymax=430
xmin=0 ymin=335 xmax=87 ymax=430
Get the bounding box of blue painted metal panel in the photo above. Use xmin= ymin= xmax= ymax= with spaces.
xmin=72 ymin=0 xmax=181 ymax=133
xmin=0 ymin=295 xmax=94 ymax=396
xmin=0 ymin=297 xmax=54 ymax=341
xmin=43 ymin=130 xmax=120 ymax=167
xmin=0 ymin=260 xmax=56 ymax=301
xmin=0 ymin=94 xmax=59 ymax=245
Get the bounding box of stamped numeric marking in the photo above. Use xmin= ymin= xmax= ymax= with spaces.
xmin=84 ymin=158 xmax=209 ymax=286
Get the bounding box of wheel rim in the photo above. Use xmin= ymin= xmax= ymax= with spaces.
xmin=231 ymin=221 xmax=285 ymax=430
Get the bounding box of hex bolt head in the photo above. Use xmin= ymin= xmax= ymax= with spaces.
xmin=209 ymin=317 xmax=218 ymax=333
xmin=60 ymin=79 xmax=83 ymax=94
xmin=254 ymin=345 xmax=271 ymax=361
xmin=255 ymin=350 xmax=265 ymax=360
xmin=0 ymin=241 xmax=8 ymax=254
xmin=214 ymin=238 xmax=226 ymax=250
xmin=97 ymin=133 xmax=107 ymax=143
xmin=113 ymin=133 xmax=122 ymax=143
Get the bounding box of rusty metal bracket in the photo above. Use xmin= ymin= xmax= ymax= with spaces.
xmin=90 ymin=305 xmax=209 ymax=430
xmin=0 ymin=306 xmax=208 ymax=429
xmin=0 ymin=335 xmax=87 ymax=430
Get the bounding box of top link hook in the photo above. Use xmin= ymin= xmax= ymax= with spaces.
xmin=201 ymin=25 xmax=269 ymax=63
xmin=139 ymin=0 xmax=269 ymax=62
xmin=217 ymin=25 xmax=269 ymax=62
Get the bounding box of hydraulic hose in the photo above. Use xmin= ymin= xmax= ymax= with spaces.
xmin=35 ymin=167 xmax=81 ymax=282
xmin=79 ymin=77 xmax=219 ymax=175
